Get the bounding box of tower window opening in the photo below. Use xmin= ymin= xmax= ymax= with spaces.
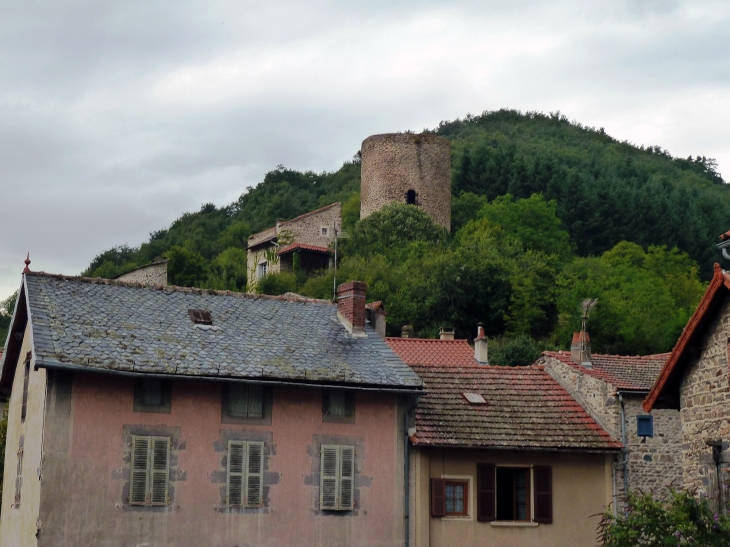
xmin=406 ymin=189 xmax=417 ymax=205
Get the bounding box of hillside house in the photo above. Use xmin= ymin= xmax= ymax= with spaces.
xmin=246 ymin=203 xmax=341 ymax=289
xmin=536 ymin=339 xmax=681 ymax=509
xmin=387 ymin=334 xmax=622 ymax=547
xmin=644 ymin=264 xmax=730 ymax=513
xmin=0 ymin=271 xmax=422 ymax=547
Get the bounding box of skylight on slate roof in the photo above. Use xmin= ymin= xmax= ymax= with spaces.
xmin=462 ymin=392 xmax=487 ymax=404
xmin=188 ymin=309 xmax=213 ymax=325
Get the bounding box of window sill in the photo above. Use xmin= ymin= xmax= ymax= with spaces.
xmin=490 ymin=521 xmax=539 ymax=527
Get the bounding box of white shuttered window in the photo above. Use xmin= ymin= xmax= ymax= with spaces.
xmin=227 ymin=441 xmax=264 ymax=507
xmin=320 ymin=444 xmax=355 ymax=511
xmin=130 ymin=436 xmax=170 ymax=506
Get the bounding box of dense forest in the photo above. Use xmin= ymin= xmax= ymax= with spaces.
xmin=45 ymin=109 xmax=730 ymax=364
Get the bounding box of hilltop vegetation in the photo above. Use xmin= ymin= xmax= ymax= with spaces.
xmin=82 ymin=110 xmax=727 ymax=361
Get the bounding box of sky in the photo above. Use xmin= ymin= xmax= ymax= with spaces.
xmin=1 ymin=0 xmax=729 ymax=300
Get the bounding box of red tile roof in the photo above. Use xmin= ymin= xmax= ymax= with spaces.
xmin=644 ymin=264 xmax=730 ymax=411
xmin=410 ymin=364 xmax=621 ymax=451
xmin=386 ymin=337 xmax=477 ymax=367
xmin=541 ymin=351 xmax=669 ymax=392
xmin=277 ymin=242 xmax=332 ymax=255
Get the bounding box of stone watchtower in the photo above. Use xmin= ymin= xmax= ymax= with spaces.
xmin=360 ymin=133 xmax=451 ymax=231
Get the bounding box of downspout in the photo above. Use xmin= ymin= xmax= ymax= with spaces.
xmin=404 ymin=396 xmax=419 ymax=547
xmin=619 ymin=392 xmax=629 ymax=514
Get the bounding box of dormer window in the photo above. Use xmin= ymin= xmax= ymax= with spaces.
xmin=188 ymin=309 xmax=212 ymax=325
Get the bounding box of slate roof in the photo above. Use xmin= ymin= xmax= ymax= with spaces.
xmin=277 ymin=243 xmax=332 ymax=255
xmin=410 ymin=364 xmax=621 ymax=451
xmin=386 ymin=338 xmax=477 ymax=367
xmin=541 ymin=351 xmax=669 ymax=392
xmin=7 ymin=273 xmax=422 ymax=390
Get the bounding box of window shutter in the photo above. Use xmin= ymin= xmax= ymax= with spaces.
xmin=339 ymin=446 xmax=355 ymax=510
xmin=245 ymin=442 xmax=264 ymax=507
xmin=320 ymin=445 xmax=339 ymax=510
xmin=248 ymin=385 xmax=264 ymax=418
xmin=533 ymin=466 xmax=553 ymax=524
xmin=431 ymin=478 xmax=446 ymax=517
xmin=150 ymin=437 xmax=170 ymax=506
xmin=477 ymin=463 xmax=496 ymax=522
xmin=130 ymin=436 xmax=149 ymax=505
xmin=227 ymin=441 xmax=245 ymax=506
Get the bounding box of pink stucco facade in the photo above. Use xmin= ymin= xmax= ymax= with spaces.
xmin=37 ymin=371 xmax=406 ymax=547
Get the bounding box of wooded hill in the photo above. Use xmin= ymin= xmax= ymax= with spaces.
xmin=77 ymin=109 xmax=729 ymax=364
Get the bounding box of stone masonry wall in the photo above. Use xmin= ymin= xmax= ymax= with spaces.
xmin=360 ymin=133 xmax=451 ymax=231
xmin=116 ymin=260 xmax=167 ymax=286
xmin=679 ymin=295 xmax=730 ymax=512
xmin=540 ymin=356 xmax=682 ymax=510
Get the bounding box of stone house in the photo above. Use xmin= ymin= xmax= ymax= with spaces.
xmin=536 ymin=341 xmax=681 ymax=509
xmin=115 ymin=257 xmax=168 ymax=286
xmin=387 ymin=335 xmax=622 ymax=547
xmin=0 ymin=270 xmax=422 ymax=547
xmin=644 ymin=263 xmax=730 ymax=513
xmin=246 ymin=202 xmax=342 ymax=289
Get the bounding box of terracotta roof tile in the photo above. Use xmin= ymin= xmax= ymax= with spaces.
xmin=410 ymin=365 xmax=621 ymax=451
xmin=386 ymin=337 xmax=477 ymax=367
xmin=541 ymin=351 xmax=669 ymax=392
xmin=277 ymin=242 xmax=332 ymax=255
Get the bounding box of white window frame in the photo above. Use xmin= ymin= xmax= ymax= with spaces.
xmin=439 ymin=474 xmax=473 ymax=520
xmin=257 ymin=261 xmax=268 ymax=279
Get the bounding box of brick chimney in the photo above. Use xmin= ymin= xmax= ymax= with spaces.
xmin=571 ymin=332 xmax=591 ymax=367
xmin=337 ymin=281 xmax=367 ymax=335
xmin=474 ymin=324 xmax=488 ymax=364
xmin=439 ymin=328 xmax=455 ymax=341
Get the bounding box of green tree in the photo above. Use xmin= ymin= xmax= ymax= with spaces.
xmin=256 ymin=272 xmax=298 ymax=296
xmin=164 ymin=246 xmax=209 ymax=287
xmin=489 ymin=334 xmax=542 ymax=367
xmin=0 ymin=292 xmax=18 ymax=348
xmin=204 ymin=248 xmax=248 ymax=291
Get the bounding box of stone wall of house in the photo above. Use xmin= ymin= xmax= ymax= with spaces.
xmin=116 ymin=260 xmax=168 ymax=286
xmin=540 ymin=356 xmax=682 ymax=509
xmin=360 ymin=133 xmax=451 ymax=231
xmin=679 ymin=296 xmax=730 ymax=512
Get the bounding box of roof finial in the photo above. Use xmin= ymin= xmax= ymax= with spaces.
xmin=23 ymin=253 xmax=31 ymax=274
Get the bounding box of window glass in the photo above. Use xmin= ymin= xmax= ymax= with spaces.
xmin=496 ymin=467 xmax=530 ymax=521
xmin=141 ymin=379 xmax=162 ymax=406
xmin=257 ymin=262 xmax=268 ymax=279
xmin=328 ymin=390 xmax=347 ymax=417
xmin=227 ymin=384 xmax=264 ymax=419
xmin=445 ymin=482 xmax=466 ymax=515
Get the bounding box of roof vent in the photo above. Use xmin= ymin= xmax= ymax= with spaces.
xmin=188 ymin=309 xmax=212 ymax=325
xmin=462 ymin=393 xmax=487 ymax=405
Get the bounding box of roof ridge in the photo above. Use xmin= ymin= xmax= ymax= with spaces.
xmin=280 ymin=201 xmax=341 ymax=226
xmin=24 ymin=272 xmax=334 ymax=305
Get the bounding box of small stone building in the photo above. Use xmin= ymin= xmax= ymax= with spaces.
xmin=246 ymin=202 xmax=341 ymax=290
xmin=644 ymin=264 xmax=730 ymax=513
xmin=536 ymin=341 xmax=681 ymax=510
xmin=115 ymin=257 xmax=168 ymax=286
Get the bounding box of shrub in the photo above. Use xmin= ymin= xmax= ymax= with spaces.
xmin=488 ymin=334 xmax=541 ymax=366
xmin=256 ymin=272 xmax=298 ymax=296
xmin=597 ymin=490 xmax=730 ymax=546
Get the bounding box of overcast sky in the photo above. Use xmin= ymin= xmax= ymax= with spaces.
xmin=1 ymin=0 xmax=729 ymax=300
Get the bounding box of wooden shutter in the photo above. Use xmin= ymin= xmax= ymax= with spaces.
xmin=227 ymin=441 xmax=245 ymax=506
xmin=339 ymin=445 xmax=355 ymax=510
xmin=248 ymin=385 xmax=264 ymax=418
xmin=431 ymin=478 xmax=446 ymax=517
xmin=130 ymin=436 xmax=150 ymax=505
xmin=320 ymin=445 xmax=339 ymax=510
xmin=533 ymin=465 xmax=553 ymax=524
xmin=477 ymin=463 xmax=496 ymax=522
xmin=150 ymin=437 xmax=170 ymax=505
xmin=245 ymin=442 xmax=264 ymax=507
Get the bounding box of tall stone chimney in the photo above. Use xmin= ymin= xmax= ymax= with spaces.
xmin=571 ymin=332 xmax=592 ymax=367
xmin=474 ymin=324 xmax=488 ymax=365
xmin=337 ymin=281 xmax=367 ymax=335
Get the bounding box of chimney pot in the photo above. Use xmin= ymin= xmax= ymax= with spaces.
xmin=439 ymin=328 xmax=455 ymax=341
xmin=571 ymin=332 xmax=592 ymax=367
xmin=337 ymin=281 xmax=367 ymax=334
xmin=474 ymin=324 xmax=488 ymax=364
xmin=401 ymin=325 xmax=415 ymax=339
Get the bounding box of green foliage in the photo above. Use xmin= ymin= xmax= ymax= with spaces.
xmin=597 ymin=490 xmax=730 ymax=546
xmin=203 ymin=248 xmax=248 ymax=291
xmin=554 ymin=242 xmax=705 ymax=354
xmin=256 ymin=272 xmax=298 ymax=296
xmin=164 ymin=246 xmax=208 ymax=287
xmin=0 ymin=292 xmax=18 ymax=348
xmin=489 ymin=334 xmax=543 ymax=367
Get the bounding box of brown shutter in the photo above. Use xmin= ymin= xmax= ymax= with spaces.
xmin=477 ymin=463 xmax=496 ymax=522
xmin=533 ymin=465 xmax=552 ymax=524
xmin=245 ymin=442 xmax=264 ymax=507
xmin=150 ymin=437 xmax=170 ymax=506
xmin=431 ymin=478 xmax=446 ymax=517
xmin=339 ymin=446 xmax=355 ymax=510
xmin=227 ymin=441 xmax=245 ymax=506
xmin=130 ymin=436 xmax=150 ymax=505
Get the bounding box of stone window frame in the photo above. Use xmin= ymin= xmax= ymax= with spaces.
xmin=221 ymin=383 xmax=273 ymax=425
xmin=212 ymin=429 xmax=278 ymax=514
xmin=117 ymin=425 xmax=185 ymax=512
